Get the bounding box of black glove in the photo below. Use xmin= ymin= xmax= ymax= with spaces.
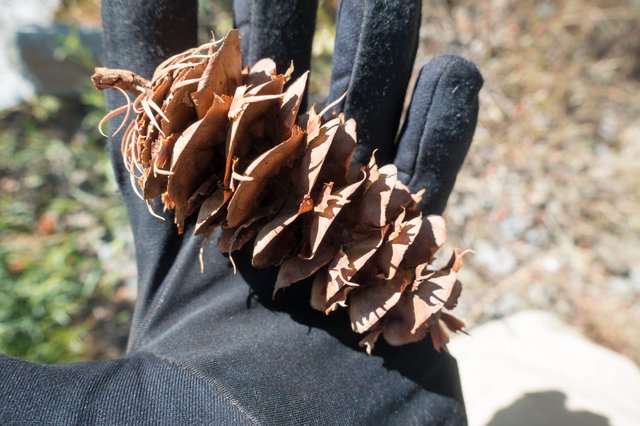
xmin=234 ymin=0 xmax=481 ymax=214
xmin=0 ymin=1 xmax=482 ymax=425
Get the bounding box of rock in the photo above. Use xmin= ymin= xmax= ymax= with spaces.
xmin=629 ymin=265 xmax=640 ymax=293
xmin=606 ymin=277 xmax=635 ymax=299
xmin=16 ymin=24 xmax=103 ymax=98
xmin=499 ymin=215 xmax=528 ymax=240
xmin=449 ymin=311 xmax=640 ymax=426
xmin=473 ymin=239 xmax=518 ymax=277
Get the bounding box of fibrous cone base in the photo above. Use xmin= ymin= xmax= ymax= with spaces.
xmin=93 ymin=30 xmax=469 ymax=354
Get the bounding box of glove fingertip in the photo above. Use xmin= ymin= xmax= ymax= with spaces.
xmin=395 ymin=54 xmax=483 ymax=215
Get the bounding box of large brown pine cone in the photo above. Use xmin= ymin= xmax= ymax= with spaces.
xmin=92 ymin=30 xmax=469 ymax=354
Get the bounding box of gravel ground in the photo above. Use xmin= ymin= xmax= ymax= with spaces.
xmin=419 ymin=0 xmax=640 ymax=363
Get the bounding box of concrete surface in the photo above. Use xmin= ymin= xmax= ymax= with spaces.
xmin=16 ymin=24 xmax=102 ymax=97
xmin=449 ymin=310 xmax=640 ymax=426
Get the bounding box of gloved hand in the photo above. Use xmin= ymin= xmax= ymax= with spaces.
xmin=2 ymin=1 xmax=482 ymax=424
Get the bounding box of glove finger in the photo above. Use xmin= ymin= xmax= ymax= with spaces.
xmin=102 ymin=0 xmax=198 ymax=79
xmin=394 ymin=55 xmax=483 ymax=215
xmin=233 ymin=0 xmax=317 ymax=110
xmin=101 ymin=0 xmax=198 ymax=326
xmin=326 ymin=0 xmax=421 ymax=165
xmin=102 ymin=0 xmax=198 ymax=222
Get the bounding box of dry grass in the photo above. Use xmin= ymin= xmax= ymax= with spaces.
xmin=419 ymin=0 xmax=640 ymax=362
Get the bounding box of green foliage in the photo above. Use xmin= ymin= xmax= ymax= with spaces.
xmin=0 ymin=94 xmax=132 ymax=363
xmin=53 ymin=26 xmax=95 ymax=70
xmin=198 ymin=0 xmax=233 ymax=43
xmin=309 ymin=0 xmax=337 ymax=103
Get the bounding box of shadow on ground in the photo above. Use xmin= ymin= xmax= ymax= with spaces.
xmin=487 ymin=390 xmax=610 ymax=426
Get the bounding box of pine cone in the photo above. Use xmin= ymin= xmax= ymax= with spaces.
xmin=93 ymin=30 xmax=469 ymax=354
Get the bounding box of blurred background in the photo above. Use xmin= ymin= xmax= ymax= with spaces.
xmin=0 ymin=0 xmax=638 ymax=423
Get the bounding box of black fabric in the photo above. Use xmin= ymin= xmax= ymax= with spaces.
xmin=0 ymin=352 xmax=252 ymax=424
xmin=233 ymin=0 xmax=317 ymax=75
xmin=100 ymin=0 xmax=201 ymax=354
xmin=0 ymin=234 xmax=466 ymax=425
xmin=395 ymin=55 xmax=483 ymax=214
xmin=233 ymin=0 xmax=317 ymax=110
xmin=328 ymin=0 xmax=421 ymax=165
xmin=0 ymin=1 xmax=483 ymax=424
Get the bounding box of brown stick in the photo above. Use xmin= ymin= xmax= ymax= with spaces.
xmin=92 ymin=67 xmax=151 ymax=93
